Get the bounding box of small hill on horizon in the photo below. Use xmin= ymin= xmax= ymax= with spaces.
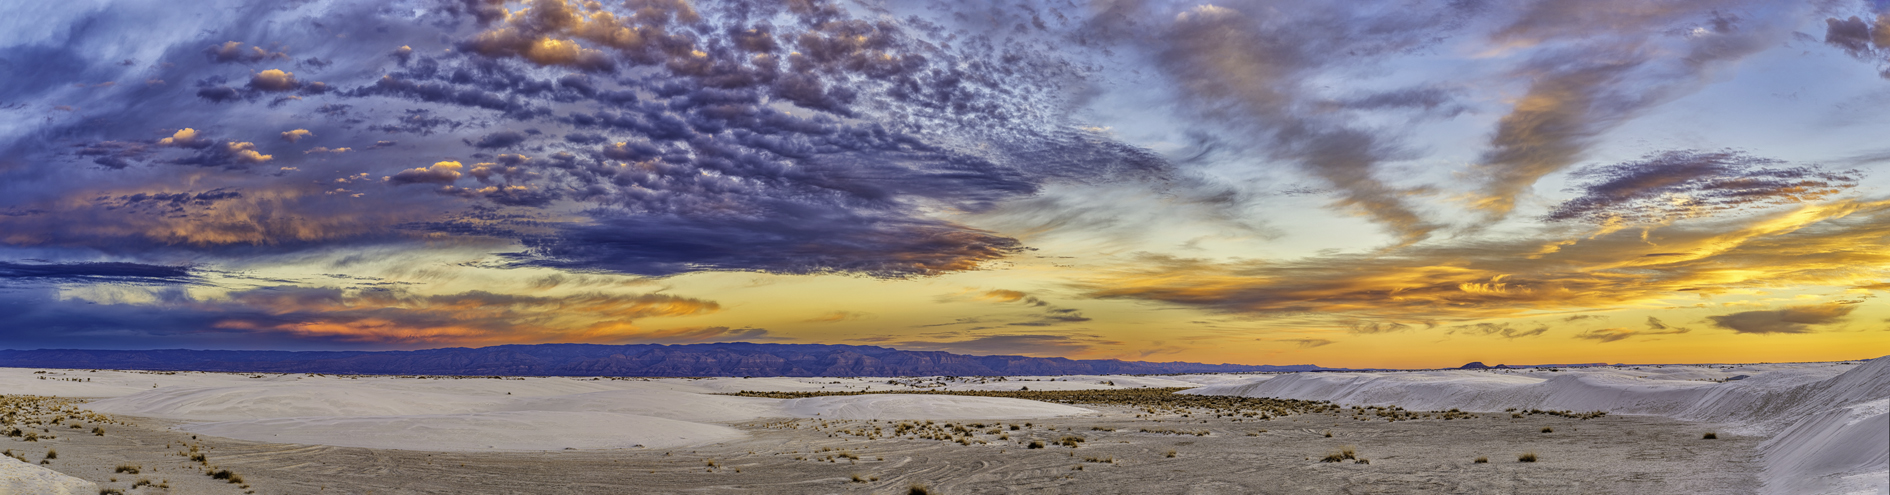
xmin=0 ymin=342 xmax=1337 ymax=377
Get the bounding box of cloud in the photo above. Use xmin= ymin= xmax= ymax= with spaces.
xmin=886 ymin=334 xmax=1123 ymax=357
xmin=248 ymin=69 xmax=300 ymax=91
xmin=1448 ymin=322 xmax=1551 ymax=339
xmin=204 ymin=41 xmax=288 ymax=64
xmin=385 ymin=161 xmax=464 ymax=186
xmin=1571 ymin=315 xmax=1691 ymax=342
xmin=468 ymin=130 xmax=528 ymax=149
xmin=0 ymin=261 xmax=194 ymax=284
xmin=1547 ymin=150 xmax=1861 ymax=224
xmin=1265 ymin=338 xmax=1335 ymax=348
xmin=1084 ymin=199 xmax=1890 ymax=322
xmin=1130 ymin=1 xmax=1470 ymax=244
xmin=624 ymin=326 xmax=773 ymax=344
xmin=281 ymin=129 xmax=313 ymax=143
xmin=1708 ymin=302 xmax=1858 ymax=334
xmin=157 ymin=128 xmax=209 ymax=148
xmin=804 ymin=311 xmax=868 ymax=323
xmin=0 ymin=285 xmax=722 ymax=348
xmin=513 ymin=211 xmax=1024 ymax=278
xmin=1348 ymin=320 xmax=1415 ymax=334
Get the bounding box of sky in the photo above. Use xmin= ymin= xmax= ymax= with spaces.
xmin=2 ymin=0 xmax=1888 ymax=368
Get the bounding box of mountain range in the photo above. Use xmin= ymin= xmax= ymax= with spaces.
xmin=0 ymin=343 xmax=1335 ymax=377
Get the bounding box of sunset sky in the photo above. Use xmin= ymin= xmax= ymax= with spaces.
xmin=3 ymin=0 xmax=1888 ymax=368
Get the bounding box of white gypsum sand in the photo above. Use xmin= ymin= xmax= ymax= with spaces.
xmin=72 ymin=374 xmax=1094 ymax=452
xmin=0 ymin=454 xmax=96 ymax=495
xmin=1186 ymin=356 xmax=1890 ymax=495
xmin=3 ymin=356 xmax=1882 ymax=493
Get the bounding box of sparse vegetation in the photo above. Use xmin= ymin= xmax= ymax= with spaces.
xmin=1165 ymin=449 xmax=1177 ymax=458
xmin=115 ymin=464 xmax=141 ymax=474
xmin=908 ymin=483 xmax=932 ymax=494
xmin=1518 ymin=452 xmax=1538 ymax=463
xmin=1541 ymin=427 xmax=1554 ymax=433
xmin=1474 ymin=456 xmax=1489 ymax=464
xmin=1703 ymin=432 xmax=1717 ymax=439
xmin=1321 ymin=446 xmax=1360 ymax=463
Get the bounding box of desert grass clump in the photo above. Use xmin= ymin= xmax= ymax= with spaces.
xmin=1056 ymin=435 xmax=1085 ymax=448
xmin=1027 ymin=440 xmax=1045 ymax=449
xmin=210 ymin=469 xmax=245 ymax=484
xmin=1321 ymin=445 xmax=1359 ymax=463
xmin=99 ymin=489 xmax=124 ymax=495
xmin=1354 ymin=458 xmax=1369 ymax=464
xmin=114 ymin=464 xmax=141 ymax=474
xmin=1703 ymin=432 xmax=1718 ymax=439
xmin=1473 ymin=456 xmax=1489 ymax=463
xmin=92 ymin=427 xmax=104 ymax=436
xmin=908 ymin=483 xmax=932 ymax=495
xmin=1323 ymin=430 xmax=1333 ymax=438
xmin=43 ymin=449 xmax=56 ymax=460
xmin=1540 ymin=427 xmax=1553 ymax=433
xmin=1518 ymin=452 xmax=1538 ymax=463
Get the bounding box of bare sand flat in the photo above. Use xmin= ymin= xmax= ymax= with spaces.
xmin=2 ymin=357 xmax=1883 ymax=494
xmin=10 ymin=399 xmax=1758 ymax=494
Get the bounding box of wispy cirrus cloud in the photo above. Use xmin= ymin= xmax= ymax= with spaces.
xmin=1547 ymin=150 xmax=1861 ymax=224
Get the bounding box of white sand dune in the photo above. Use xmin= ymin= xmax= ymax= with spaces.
xmin=73 ymin=375 xmax=1093 ymax=452
xmin=780 ymin=394 xmax=1094 ymax=420
xmin=183 ymin=411 xmax=746 ymax=451
xmin=1185 ymin=356 xmax=1890 ymax=495
xmin=10 ymin=358 xmax=1882 ymax=491
xmin=1 ymin=455 xmax=96 ymax=495
xmin=87 ymin=384 xmax=513 ymax=421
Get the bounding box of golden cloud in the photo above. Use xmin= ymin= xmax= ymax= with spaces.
xmin=1084 ymin=199 xmax=1890 ymax=323
xmin=207 ymin=288 xmax=721 ymax=345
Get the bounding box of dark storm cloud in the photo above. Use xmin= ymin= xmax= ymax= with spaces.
xmin=1547 ymin=150 xmax=1862 ymax=224
xmin=1708 ymin=303 xmax=1859 ymax=334
xmin=0 ymin=261 xmax=194 ymax=284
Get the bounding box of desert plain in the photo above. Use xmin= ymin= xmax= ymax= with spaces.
xmin=2 ymin=357 xmax=1885 ymax=495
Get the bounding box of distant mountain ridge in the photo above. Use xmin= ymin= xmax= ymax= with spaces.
xmin=0 ymin=343 xmax=1334 ymax=377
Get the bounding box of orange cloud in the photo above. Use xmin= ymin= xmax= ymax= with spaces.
xmin=462 ymin=0 xmax=703 ymax=70
xmin=208 ymin=287 xmax=721 ymax=345
xmin=804 ymin=310 xmax=868 ymax=323
xmin=1084 ymin=199 xmax=1890 ymax=323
